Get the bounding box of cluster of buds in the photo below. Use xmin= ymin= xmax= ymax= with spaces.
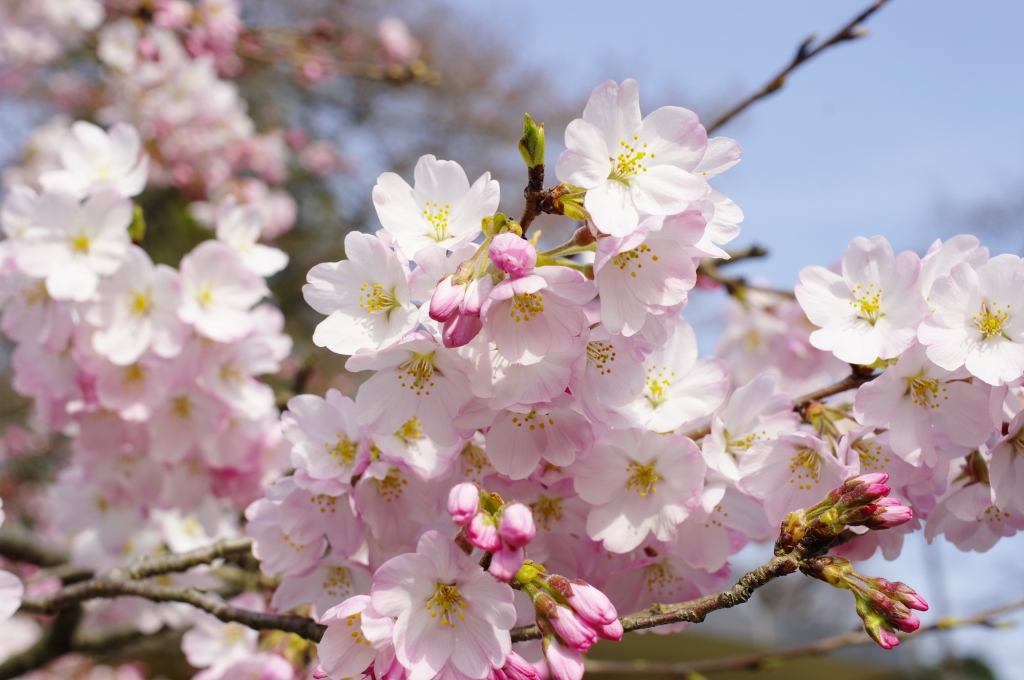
xmin=448 ymin=482 xmax=536 ymax=580
xmin=802 ymin=555 xmax=929 ymax=649
xmin=515 ymin=562 xmax=623 ymax=680
xmin=776 ymin=473 xmax=914 ymax=555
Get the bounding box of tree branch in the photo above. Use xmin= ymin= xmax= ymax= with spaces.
xmin=583 ymin=598 xmax=1024 ymax=676
xmin=705 ymin=0 xmax=889 ymax=135
xmin=0 ymin=527 xmax=71 ymax=567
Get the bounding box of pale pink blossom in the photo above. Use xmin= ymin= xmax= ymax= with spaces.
xmin=14 ymin=189 xmax=132 ymax=302
xmin=271 ymin=555 xmax=373 ymax=618
xmin=571 ymin=428 xmax=705 ymax=553
xmin=920 ymin=234 xmax=989 ymax=302
xmin=245 ymin=497 xmax=327 ymax=577
xmin=796 ymin=236 xmax=928 ymax=365
xmin=555 ymin=79 xmax=709 ymax=236
xmin=317 ymin=594 xmax=396 ymax=680
xmin=178 ymin=240 xmax=269 ymax=342
xmin=305 ymin=231 xmax=417 ymax=356
xmin=925 ymin=475 xmax=1024 ymax=552
xmin=370 ymin=531 xmax=516 ymax=680
xmin=353 ymin=462 xmax=441 ymax=550
xmin=182 ymin=593 xmax=261 ymax=672
xmin=573 ymin=326 xmax=645 ymax=424
xmin=853 ymin=343 xmax=993 ymax=466
xmin=282 ymin=390 xmax=369 ymax=493
xmin=40 ymin=122 xmax=149 ymax=198
xmin=990 ymin=410 xmax=1024 ymax=514
xmin=918 ymin=254 xmax=1024 ymax=386
xmin=624 ymin=320 xmax=729 ymax=432
xmin=215 ymin=199 xmax=288 ymax=276
xmin=372 ymin=155 xmax=499 ymax=255
xmin=703 ymin=374 xmax=800 ymax=481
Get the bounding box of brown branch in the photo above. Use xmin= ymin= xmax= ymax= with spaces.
xmin=520 ymin=164 xmax=546 ymax=234
xmin=696 ymin=257 xmax=796 ymax=299
xmin=584 ymin=598 xmax=1024 ymax=676
xmin=714 ymin=245 xmax=769 ymax=267
xmin=0 ymin=527 xmax=71 ymax=567
xmin=706 ymin=0 xmax=889 ymax=135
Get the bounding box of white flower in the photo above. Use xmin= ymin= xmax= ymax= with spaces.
xmin=14 ymin=188 xmax=132 ymax=302
xmin=555 ymin=79 xmax=711 ymax=236
xmin=918 ymin=254 xmax=1024 ymax=386
xmin=87 ymin=245 xmax=186 ymax=365
xmin=370 ymin=531 xmax=516 ymax=680
xmin=40 ymin=122 xmax=149 ymax=198
xmin=796 ymin=235 xmax=928 ymax=365
xmin=373 ymin=154 xmax=499 ymax=256
xmin=215 ymin=200 xmax=289 ymax=277
xmin=97 ymin=18 xmax=140 ymax=73
xmin=178 ymin=240 xmax=269 ymax=343
xmin=571 ymin=428 xmax=705 ymax=553
xmin=305 ymin=231 xmax=418 ymax=356
xmin=624 ymin=320 xmax=729 ymax=432
xmin=282 ymin=390 xmax=369 ymax=493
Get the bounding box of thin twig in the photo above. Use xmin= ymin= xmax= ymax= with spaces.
xmin=714 ymin=245 xmax=769 ymax=267
xmin=706 ymin=0 xmax=889 ymax=135
xmin=584 ymin=598 xmax=1024 ymax=676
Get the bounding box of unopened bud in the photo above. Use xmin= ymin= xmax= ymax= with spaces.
xmin=855 ymin=597 xmax=900 ymax=650
xmin=565 ymin=580 xmax=617 ymax=626
xmin=442 ymin=312 xmax=483 ymax=349
xmin=447 ymin=482 xmax=479 ymax=526
xmin=572 ymin=224 xmax=596 ymax=247
xmin=865 ymin=498 xmax=914 ymax=529
xmin=466 ymin=513 xmax=502 ymax=551
xmin=502 ymin=651 xmax=541 ymax=680
xmin=490 ymin=233 xmax=537 ymax=277
xmin=542 ymin=637 xmax=584 ymax=680
xmin=595 ymin=617 xmax=623 ymax=641
xmin=546 ymin=574 xmax=571 ymax=596
xmin=518 ymin=113 xmax=545 ymax=169
xmin=429 ymin=275 xmax=466 ymax=322
xmin=489 ymin=544 xmax=525 ymax=582
xmin=533 ymin=591 xmax=558 ymax=617
xmin=865 ymin=577 xmax=929 ymax=611
xmin=548 ymin=605 xmax=597 ymax=652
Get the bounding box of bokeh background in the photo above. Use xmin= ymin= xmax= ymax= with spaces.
xmin=2 ymin=0 xmax=1023 ymax=677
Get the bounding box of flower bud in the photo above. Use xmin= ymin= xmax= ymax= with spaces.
xmin=864 ymin=590 xmax=920 ymax=634
xmin=565 ymin=580 xmax=617 ymax=626
xmin=488 ymin=544 xmax=525 ymax=582
xmin=866 ymin=498 xmax=913 ymax=529
xmin=855 ymin=597 xmax=900 ymax=650
xmin=467 ymin=513 xmax=502 ymax=551
xmin=499 ymin=503 xmax=536 ymax=548
xmin=518 ymin=114 xmax=545 ymax=169
xmin=533 ymin=591 xmax=558 ymax=617
xmin=312 ymin=667 xmax=328 ymax=680
xmin=490 ymin=233 xmax=537 ymax=277
xmin=448 ymin=483 xmax=479 ymax=526
xmin=545 ymin=574 xmax=571 ymax=596
xmin=865 ymin=577 xmax=929 ymax=611
xmin=595 ymin=617 xmax=623 ymax=641
xmin=502 ymin=651 xmax=541 ymax=680
xmin=548 ymin=605 xmax=597 ymax=653
xmin=542 ymin=637 xmax=584 ymax=680
xmin=429 ymin=275 xmax=466 ymax=322
xmin=442 ymin=313 xmax=483 ymax=349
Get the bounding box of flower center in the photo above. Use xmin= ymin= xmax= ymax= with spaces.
xmin=23 ymin=281 xmax=48 ymax=306
xmin=93 ymin=162 xmax=116 ymax=181
xmin=587 ymin=341 xmax=617 ymax=375
xmin=359 ymin=282 xmax=399 ymax=314
xmin=323 ymin=565 xmax=354 ymax=599
xmin=459 ymin=442 xmax=488 ymax=478
xmin=342 ymin=613 xmax=372 ymax=646
xmin=644 ymin=560 xmax=683 ymax=598
xmin=70 ymin=231 xmax=91 ymax=254
xmin=853 ymin=438 xmax=890 ymax=472
xmin=172 ymin=395 xmax=192 ymax=418
xmin=626 ymin=460 xmax=660 ymax=497
xmin=396 ymin=417 xmax=424 ymax=441
xmin=789 ymin=446 xmax=822 ymax=490
xmin=325 ymin=434 xmax=358 ymax=465
xmin=129 ymin=290 xmax=152 ymax=316
xmin=397 ymin=352 xmax=437 ymax=395
xmin=644 ymin=364 xmax=673 ymax=407
xmin=973 ymin=301 xmax=1010 ymax=340
xmin=611 ymin=243 xmax=658 ymax=279
xmin=197 ymin=287 xmax=215 ymax=307
xmin=511 ymin=410 xmax=553 ymax=431
xmin=122 ymin=363 xmax=146 ymax=385
xmin=724 ymin=429 xmax=766 ymax=456
xmin=427 ymin=583 xmax=466 ymax=627
xmin=423 ymin=201 xmax=452 ymax=241
xmin=378 ymin=469 xmax=408 ymax=502
xmin=906 ymin=374 xmax=947 ymax=409
xmin=848 ymin=283 xmax=883 ymax=324
xmin=610 ymin=136 xmax=654 ymax=181
xmin=509 ymin=292 xmax=545 ymax=322
xmin=530 ymin=494 xmax=564 ymax=531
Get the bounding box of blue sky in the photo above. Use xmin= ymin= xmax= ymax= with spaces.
xmin=443 ymin=0 xmax=1024 ymax=676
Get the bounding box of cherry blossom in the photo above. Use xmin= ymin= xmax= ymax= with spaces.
xmin=796 ymin=236 xmax=928 ymax=365
xmin=555 ymin=79 xmax=710 ymax=236
xmin=0 ymin=499 xmax=24 ymax=622
xmin=40 ymin=121 xmax=149 ymax=198
xmin=178 ymin=240 xmax=269 ymax=342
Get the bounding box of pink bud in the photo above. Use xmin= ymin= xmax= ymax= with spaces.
xmin=873 ymin=627 xmax=900 ymax=650
xmin=502 ymin=651 xmax=541 ymax=680
xmin=542 ymin=637 xmax=584 ymax=680
xmin=488 ymin=544 xmax=525 ymax=582
xmin=461 ymin=276 xmax=493 ymax=316
xmin=872 ymin=499 xmax=913 ymax=528
xmin=499 ymin=503 xmax=536 ymax=548
xmin=850 ymin=472 xmax=889 ymax=486
xmin=429 ymin=276 xmax=466 ymax=322
xmin=312 ymin=667 xmax=328 ymax=680
xmin=565 ymin=580 xmax=618 ymax=626
xmin=490 ymin=233 xmax=536 ymax=277
xmin=448 ymin=483 xmax=479 ymax=526
xmin=900 ymin=591 xmax=929 ymax=612
xmin=548 ymin=605 xmax=597 ymax=652
xmin=442 ymin=312 xmax=483 ymax=348
xmin=888 ymin=611 xmax=921 ymax=634
xmin=595 ymin=617 xmax=623 ymax=641
xmin=467 ymin=513 xmax=502 ymax=551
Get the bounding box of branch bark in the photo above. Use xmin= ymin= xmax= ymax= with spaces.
xmin=705 ymin=0 xmax=889 ymax=135
xmin=583 ymin=598 xmax=1024 ymax=676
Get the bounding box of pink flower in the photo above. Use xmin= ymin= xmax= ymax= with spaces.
xmin=564 ymin=581 xmax=617 ymax=627
xmin=370 ymin=531 xmax=516 ymax=680
xmin=448 ymin=483 xmax=480 ymax=526
xmin=541 ymin=638 xmax=583 ymax=680
xmin=498 ymin=503 xmax=535 ymax=548
xmin=489 ymin=234 xmax=536 ymax=278
xmin=178 ymin=240 xmax=269 ymax=343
